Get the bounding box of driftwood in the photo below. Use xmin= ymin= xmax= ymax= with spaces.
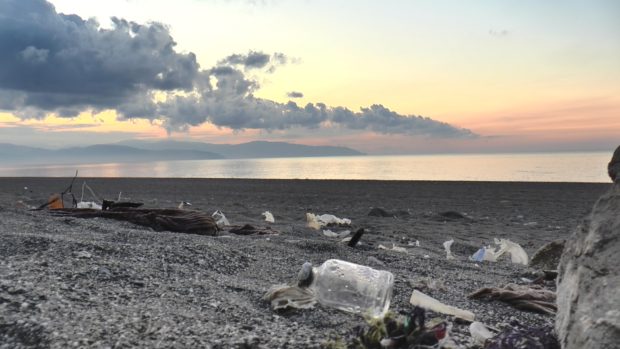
xmin=102 ymin=199 xmax=144 ymax=210
xmin=468 ymin=283 xmax=556 ymax=315
xmin=227 ymin=224 xmax=278 ymax=235
xmin=51 ymin=208 xmax=219 ymax=236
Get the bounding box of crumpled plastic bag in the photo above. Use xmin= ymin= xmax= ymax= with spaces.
xmin=378 ymin=243 xmax=408 ymax=253
xmin=469 ymin=321 xmax=495 ymax=346
xmin=212 ymin=210 xmax=230 ymax=227
xmin=323 ymin=229 xmax=350 ymax=238
xmin=306 ymin=213 xmax=351 ymax=230
xmin=443 ymin=239 xmax=455 ymax=260
xmin=470 ymin=238 xmax=529 ymax=265
xmin=262 ymin=211 xmax=275 ymax=223
xmin=76 ymin=201 xmax=102 ymax=210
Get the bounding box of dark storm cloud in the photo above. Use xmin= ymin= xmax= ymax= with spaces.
xmin=0 ymin=0 xmax=476 ymax=139
xmin=0 ymin=0 xmax=199 ymax=116
xmin=287 ymin=91 xmax=304 ymax=98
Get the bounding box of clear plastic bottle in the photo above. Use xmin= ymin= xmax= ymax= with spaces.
xmin=297 ymin=259 xmax=394 ymax=318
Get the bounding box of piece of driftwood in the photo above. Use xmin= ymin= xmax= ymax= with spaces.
xmin=227 ymin=224 xmax=278 ymax=235
xmin=468 ymin=283 xmax=556 ymax=315
xmin=51 ymin=208 xmax=219 ymax=236
xmin=102 ymin=199 xmax=144 ymax=210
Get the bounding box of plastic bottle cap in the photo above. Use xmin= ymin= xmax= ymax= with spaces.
xmin=297 ymin=262 xmax=313 ymax=287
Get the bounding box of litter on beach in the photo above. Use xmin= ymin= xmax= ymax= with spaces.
xmin=469 ymin=321 xmax=495 ymax=345
xmin=265 ymin=259 xmax=393 ymax=319
xmin=322 ymin=229 xmax=350 ymax=238
xmin=76 ymin=201 xmax=102 ymax=210
xmin=443 ymin=239 xmax=455 ymax=260
xmin=470 ymin=238 xmax=529 ymax=266
xmin=306 ymin=213 xmax=351 ymax=230
xmin=378 ymin=243 xmax=408 ymax=253
xmin=409 ymin=289 xmax=476 ymax=322
xmin=262 ymin=211 xmax=275 ymax=223
xmin=212 ymin=210 xmax=230 ymax=227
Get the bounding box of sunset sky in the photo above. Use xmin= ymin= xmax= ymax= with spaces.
xmin=0 ymin=0 xmax=618 ymax=153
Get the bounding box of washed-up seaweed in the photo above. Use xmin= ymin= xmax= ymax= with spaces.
xmin=49 ymin=208 xmax=219 ymax=235
xmin=468 ymin=283 xmax=556 ymax=315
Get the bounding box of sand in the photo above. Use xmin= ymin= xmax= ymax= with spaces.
xmin=0 ymin=178 xmax=609 ymax=348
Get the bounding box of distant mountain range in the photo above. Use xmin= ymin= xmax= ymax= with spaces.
xmin=0 ymin=140 xmax=363 ymax=165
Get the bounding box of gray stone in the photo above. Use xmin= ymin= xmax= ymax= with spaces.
xmin=530 ymin=239 xmax=565 ymax=270
xmin=556 ymin=183 xmax=620 ymax=348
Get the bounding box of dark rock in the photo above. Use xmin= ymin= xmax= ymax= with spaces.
xmin=556 ymin=183 xmax=620 ymax=348
xmin=530 ymin=239 xmax=565 ymax=270
xmin=367 ymin=207 xmax=394 ymax=217
xmin=608 ymin=145 xmax=620 ymax=183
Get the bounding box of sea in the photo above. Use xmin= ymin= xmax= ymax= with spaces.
xmin=0 ymin=152 xmax=611 ymax=182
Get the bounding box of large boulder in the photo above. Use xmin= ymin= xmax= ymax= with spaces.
xmin=556 ymin=147 xmax=620 ymax=348
xmin=608 ymin=145 xmax=620 ymax=183
xmin=530 ymin=239 xmax=565 ymax=270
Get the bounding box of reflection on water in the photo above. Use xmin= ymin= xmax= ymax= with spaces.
xmin=0 ymin=152 xmax=611 ymax=182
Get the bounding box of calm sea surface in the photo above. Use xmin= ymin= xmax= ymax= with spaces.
xmin=0 ymin=152 xmax=611 ymax=182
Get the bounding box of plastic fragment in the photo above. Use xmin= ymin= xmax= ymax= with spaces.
xmin=378 ymin=243 xmax=407 ymax=253
xmin=494 ymin=238 xmax=529 ymax=265
xmin=76 ymin=201 xmax=102 ymax=210
xmin=306 ymin=213 xmax=351 ymax=230
xmin=470 ymin=321 xmax=494 ymax=345
xmin=470 ymin=239 xmax=529 ymax=265
xmin=262 ymin=211 xmax=275 ymax=223
xmin=323 ymin=229 xmax=350 ymax=238
xmin=212 ymin=210 xmax=230 ymax=226
xmin=443 ymin=239 xmax=455 ymax=260
xmin=409 ymin=290 xmax=475 ymax=321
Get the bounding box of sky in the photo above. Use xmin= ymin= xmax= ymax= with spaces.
xmin=0 ymin=0 xmax=618 ymax=154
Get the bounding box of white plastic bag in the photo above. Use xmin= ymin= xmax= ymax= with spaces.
xmin=469 ymin=321 xmax=494 ymax=345
xmin=469 ymin=239 xmax=528 ymax=265
xmin=306 ymin=213 xmax=351 ymax=230
xmin=494 ymin=238 xmax=529 ymax=265
xmin=77 ymin=201 xmax=102 ymax=210
xmin=409 ymin=290 xmax=475 ymax=321
xmin=443 ymin=239 xmax=455 ymax=260
xmin=322 ymin=229 xmax=350 ymax=238
xmin=262 ymin=211 xmax=275 ymax=223
xmin=212 ymin=210 xmax=230 ymax=227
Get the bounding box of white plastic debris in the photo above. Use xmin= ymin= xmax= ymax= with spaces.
xmin=443 ymin=239 xmax=455 ymax=260
xmin=409 ymin=290 xmax=475 ymax=321
xmin=494 ymin=238 xmax=529 ymax=265
xmin=212 ymin=210 xmax=230 ymax=227
xmin=76 ymin=201 xmax=102 ymax=210
xmin=178 ymin=201 xmax=192 ymax=209
xmin=470 ymin=239 xmax=529 ymax=265
xmin=378 ymin=243 xmax=408 ymax=253
xmin=306 ymin=213 xmax=351 ymax=230
xmin=407 ymin=240 xmax=420 ymax=247
xmin=469 ymin=322 xmax=494 ymax=345
xmin=262 ymin=211 xmax=275 ymax=223
xmin=322 ymin=229 xmax=350 ymax=238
